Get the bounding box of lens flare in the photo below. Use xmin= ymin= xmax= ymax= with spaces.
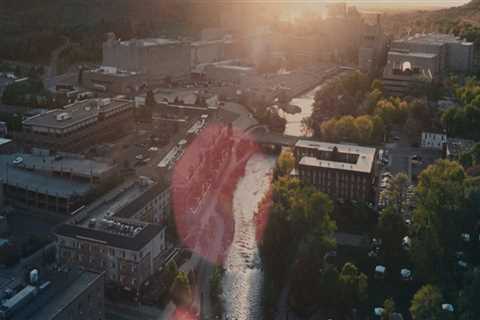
xmin=171 ymin=123 xmax=264 ymax=264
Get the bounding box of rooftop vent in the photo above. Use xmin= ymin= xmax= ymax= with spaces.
xmin=56 ymin=112 xmax=71 ymax=121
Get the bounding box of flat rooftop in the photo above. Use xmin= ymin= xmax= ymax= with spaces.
xmin=11 ymin=269 xmax=102 ymax=320
xmin=388 ymin=51 xmax=438 ymax=59
xmin=0 ymin=156 xmax=91 ymax=198
xmin=394 ymin=33 xmax=472 ymax=46
xmin=77 ymin=178 xmax=166 ymax=225
xmin=5 ymin=153 xmax=115 ymax=179
xmin=0 ymin=138 xmax=11 ymax=146
xmin=56 ymin=222 xmax=164 ymax=251
xmin=87 ymin=66 xmax=142 ymax=77
xmin=23 ymin=98 xmax=131 ymax=129
xmin=119 ymin=38 xmax=181 ymax=47
xmin=296 ymin=140 xmax=376 ymax=174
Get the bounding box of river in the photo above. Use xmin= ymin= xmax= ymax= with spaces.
xmin=221 ymin=84 xmax=322 ymax=319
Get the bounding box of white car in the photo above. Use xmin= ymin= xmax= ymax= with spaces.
xmin=135 ymin=154 xmax=144 ymax=161
xmin=12 ymin=156 xmax=23 ymax=165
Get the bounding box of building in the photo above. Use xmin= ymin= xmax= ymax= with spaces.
xmin=56 ymin=178 xmax=170 ymax=291
xmin=82 ymin=66 xmax=146 ymax=95
xmin=0 ymin=269 xmax=104 ymax=320
xmin=0 ymin=153 xmax=117 ymax=214
xmin=18 ymin=98 xmax=133 ymax=152
xmin=421 ymin=132 xmax=447 ymax=150
xmin=191 ymin=39 xmax=226 ymax=66
xmin=0 ymin=138 xmax=13 ymax=154
xmin=294 ymin=140 xmax=378 ymax=202
xmin=383 ymin=33 xmax=474 ymax=95
xmin=204 ymin=61 xmax=256 ymax=83
xmin=103 ymin=33 xmax=191 ymax=84
xmin=445 ymin=138 xmax=475 ymax=159
xmin=358 ymin=15 xmax=387 ymax=74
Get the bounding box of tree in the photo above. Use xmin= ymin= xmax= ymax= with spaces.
xmin=276 ymin=150 xmax=295 ymax=177
xmin=165 ymin=259 xmax=178 ymax=284
xmin=382 ymin=298 xmax=396 ymax=320
xmin=354 ymin=115 xmax=373 ymax=144
xmin=410 ymin=285 xmax=443 ymax=320
xmin=458 ymin=269 xmax=480 ymax=320
xmin=170 ymin=271 xmax=192 ymax=306
xmin=261 ymin=177 xmax=336 ymax=312
xmin=378 ymin=206 xmax=408 ymax=264
xmin=339 ymin=262 xmax=368 ymax=311
xmin=371 ymin=79 xmax=384 ymax=92
xmin=209 ymin=265 xmax=224 ymax=300
xmin=383 ymin=173 xmax=409 ymax=215
xmin=411 ymin=160 xmax=467 ymax=281
xmin=318 ymin=265 xmax=341 ymax=309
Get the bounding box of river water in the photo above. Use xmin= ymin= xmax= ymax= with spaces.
xmin=221 ymin=85 xmax=321 ymax=319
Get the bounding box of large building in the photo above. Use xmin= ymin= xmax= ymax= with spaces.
xmin=102 ymin=33 xmax=191 ymax=83
xmin=82 ymin=66 xmax=146 ymax=95
xmin=358 ymin=15 xmax=387 ymax=74
xmin=294 ymin=140 xmax=378 ymax=202
xmin=383 ymin=33 xmax=474 ymax=95
xmin=0 ymin=153 xmax=117 ymax=214
xmin=56 ymin=178 xmax=170 ymax=292
xmin=0 ymin=269 xmax=104 ymax=320
xmin=18 ymin=98 xmax=133 ymax=152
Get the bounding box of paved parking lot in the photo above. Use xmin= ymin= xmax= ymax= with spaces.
xmin=385 ymin=143 xmax=442 ymax=180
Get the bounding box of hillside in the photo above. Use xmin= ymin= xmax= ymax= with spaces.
xmin=383 ymin=0 xmax=480 ymax=37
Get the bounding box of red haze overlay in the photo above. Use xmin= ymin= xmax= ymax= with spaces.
xmin=171 ymin=123 xmax=269 ymax=264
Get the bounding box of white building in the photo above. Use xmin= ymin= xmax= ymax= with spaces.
xmin=421 ymin=132 xmax=447 ymax=149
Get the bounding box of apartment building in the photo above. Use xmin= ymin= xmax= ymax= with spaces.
xmin=56 ymin=178 xmax=170 ymax=291
xmin=295 ymin=140 xmax=378 ymax=202
xmin=18 ymin=98 xmax=133 ymax=152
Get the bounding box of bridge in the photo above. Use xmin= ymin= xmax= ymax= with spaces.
xmin=252 ymin=131 xmax=299 ymax=147
xmin=243 ymin=126 xmax=300 ymax=149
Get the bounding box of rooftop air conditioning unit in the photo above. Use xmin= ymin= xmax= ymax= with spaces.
xmin=56 ymin=112 xmax=71 ymax=121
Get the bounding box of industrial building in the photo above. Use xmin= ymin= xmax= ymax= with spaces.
xmin=102 ymin=33 xmax=191 ymax=84
xmin=0 ymin=269 xmax=104 ymax=320
xmin=0 ymin=153 xmax=117 ymax=214
xmin=56 ymin=177 xmax=170 ymax=292
xmin=82 ymin=66 xmax=146 ymax=95
xmin=18 ymin=98 xmax=134 ymax=152
xmin=382 ymin=33 xmax=474 ymax=95
xmin=294 ymin=140 xmax=378 ymax=202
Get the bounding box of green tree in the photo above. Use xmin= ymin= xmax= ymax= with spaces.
xmin=165 ymin=259 xmax=178 ymax=284
xmin=371 ymin=79 xmax=384 ymax=92
xmin=384 ymin=173 xmax=409 ymax=215
xmin=410 ymin=285 xmax=443 ymax=320
xmin=261 ymin=177 xmax=336 ymax=312
xmin=458 ymin=269 xmax=480 ymax=320
xmin=378 ymin=206 xmax=408 ymax=264
xmin=276 ymin=150 xmax=295 ymax=177
xmin=382 ymin=298 xmax=396 ymax=320
xmin=318 ymin=265 xmax=341 ymax=309
xmin=210 ymin=265 xmax=224 ymax=300
xmin=170 ymin=271 xmax=192 ymax=306
xmin=354 ymin=115 xmax=373 ymax=144
xmin=411 ymin=160 xmax=467 ymax=281
xmin=339 ymin=262 xmax=368 ymax=311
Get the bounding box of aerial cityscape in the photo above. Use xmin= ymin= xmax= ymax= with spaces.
xmin=1 ymin=0 xmax=480 ymax=319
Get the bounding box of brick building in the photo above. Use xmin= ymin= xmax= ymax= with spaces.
xmin=295 ymin=140 xmax=378 ymax=202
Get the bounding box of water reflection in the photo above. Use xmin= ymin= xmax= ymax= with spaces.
xmin=222 ymin=154 xmax=275 ymax=320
